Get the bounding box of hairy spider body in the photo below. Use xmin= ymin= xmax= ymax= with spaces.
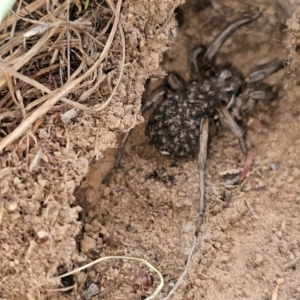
xmin=147 ymin=81 xmax=216 ymax=157
xmin=146 ymin=77 xmax=237 ymax=158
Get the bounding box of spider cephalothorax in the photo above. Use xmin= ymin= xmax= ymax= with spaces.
xmin=109 ymin=13 xmax=283 ymax=234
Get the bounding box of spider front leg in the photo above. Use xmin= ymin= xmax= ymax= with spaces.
xmin=188 ymin=14 xmax=261 ymax=79
xmin=188 ymin=45 xmax=207 ymax=79
xmin=236 ymin=60 xmax=284 ymax=119
xmin=204 ymin=14 xmax=261 ymax=71
xmin=196 ymin=116 xmax=209 ymax=235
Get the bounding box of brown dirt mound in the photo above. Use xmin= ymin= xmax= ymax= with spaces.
xmin=0 ymin=0 xmax=182 ymax=298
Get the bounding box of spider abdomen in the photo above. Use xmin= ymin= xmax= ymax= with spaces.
xmin=146 ymin=80 xmax=219 ymax=157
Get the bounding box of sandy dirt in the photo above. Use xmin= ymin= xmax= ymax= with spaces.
xmin=0 ymin=0 xmax=181 ymax=299
xmin=1 ymin=0 xmax=300 ymax=299
xmin=76 ymin=1 xmax=300 ymax=300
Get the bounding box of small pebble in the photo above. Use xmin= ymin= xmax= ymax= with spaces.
xmin=194 ymin=278 xmax=202 ymax=287
xmin=36 ymin=230 xmax=49 ymax=241
xmin=102 ymin=187 xmax=110 ymax=197
xmin=277 ymin=278 xmax=285 ymax=285
xmin=256 ymin=181 xmax=265 ymax=189
xmin=77 ymin=253 xmax=88 ymax=262
xmin=270 ymin=163 xmax=277 ymax=171
xmin=269 ymin=187 xmax=278 ymax=195
xmin=81 ymin=235 xmax=96 ymax=253
xmin=221 ymin=243 xmax=231 ymax=253
xmin=7 ymin=202 xmax=18 ymax=212
xmin=82 ymin=282 xmax=100 ymax=300
xmin=254 ymin=253 xmax=264 ymax=265
xmin=213 ymin=242 xmax=221 ymax=250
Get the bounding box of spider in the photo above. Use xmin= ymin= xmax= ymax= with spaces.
xmin=107 ymin=13 xmax=284 ymax=234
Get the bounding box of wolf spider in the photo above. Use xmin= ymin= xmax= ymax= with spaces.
xmin=107 ymin=13 xmax=284 ymax=234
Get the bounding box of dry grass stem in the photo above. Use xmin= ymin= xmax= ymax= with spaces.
xmin=0 ymin=0 xmax=124 ymax=152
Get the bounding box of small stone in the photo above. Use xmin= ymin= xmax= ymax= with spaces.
xmin=37 ymin=230 xmax=49 ymax=241
xmin=256 ymin=181 xmax=265 ymax=189
xmin=195 ymin=278 xmax=202 ymax=287
xmin=35 ymin=230 xmax=49 ymax=244
xmin=213 ymin=242 xmax=221 ymax=250
xmin=221 ymin=243 xmax=231 ymax=253
xmin=269 ymin=187 xmax=278 ymax=195
xmin=212 ymin=204 xmax=222 ymax=214
xmin=254 ymin=253 xmax=264 ymax=265
xmin=3 ymin=243 xmax=10 ymax=251
xmin=289 ymin=253 xmax=295 ymax=260
xmin=77 ymin=253 xmax=88 ymax=262
xmin=82 ymin=282 xmax=100 ymax=300
xmin=102 ymin=187 xmax=110 ymax=197
xmin=100 ymin=226 xmax=108 ymax=236
xmin=7 ymin=202 xmax=18 ymax=212
xmin=81 ymin=235 xmax=96 ymax=253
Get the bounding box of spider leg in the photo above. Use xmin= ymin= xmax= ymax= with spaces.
xmin=162 ymin=72 xmax=185 ymax=93
xmin=196 ymin=116 xmax=209 ymax=235
xmin=203 ymin=13 xmax=261 ymax=70
xmin=141 ymin=87 xmax=167 ymax=114
xmin=216 ymin=104 xmax=247 ymax=155
xmin=236 ymin=90 xmax=276 ymax=119
xmin=244 ymin=61 xmax=284 ymax=86
xmin=237 ymin=60 xmax=284 ymax=118
xmin=188 ymin=45 xmax=207 ymax=79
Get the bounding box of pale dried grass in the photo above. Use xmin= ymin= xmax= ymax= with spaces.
xmin=0 ymin=0 xmax=124 ymax=152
